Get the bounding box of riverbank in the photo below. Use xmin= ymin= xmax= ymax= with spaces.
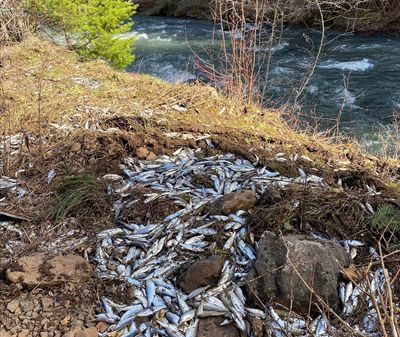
xmin=136 ymin=0 xmax=400 ymax=34
xmin=1 ymin=37 xmax=400 ymax=336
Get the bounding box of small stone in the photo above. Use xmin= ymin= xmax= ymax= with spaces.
xmin=95 ymin=322 xmax=109 ymax=333
xmin=197 ymin=317 xmax=240 ymax=337
xmin=61 ymin=316 xmax=71 ymax=326
xmin=74 ymin=327 xmax=98 ymax=337
xmin=248 ymin=316 xmax=264 ymax=337
xmin=17 ymin=331 xmax=29 ymax=337
xmin=41 ymin=297 xmax=54 ymax=311
xmin=62 ymin=325 xmax=82 ymax=337
xmin=7 ymin=300 xmax=20 ymax=313
xmin=205 ymin=190 xmax=257 ymax=215
xmin=19 ymin=300 xmax=33 ymax=313
xmin=0 ymin=258 xmax=8 ymax=275
xmin=70 ymin=143 xmax=81 ymax=153
xmin=146 ymin=152 xmax=157 ymax=161
xmin=178 ymin=256 xmax=224 ymax=292
xmin=258 ymin=187 xmax=282 ymax=206
xmin=136 ymin=147 xmax=150 ymax=159
xmin=0 ymin=329 xmax=11 ymax=337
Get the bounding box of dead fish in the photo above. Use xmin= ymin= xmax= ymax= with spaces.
xmin=202 ymin=297 xmax=228 ymax=312
xmin=185 ymin=318 xmax=199 ymax=337
xmin=177 ymin=293 xmax=190 ymax=314
xmin=146 ymin=280 xmax=156 ymax=307
xmin=136 ymin=305 xmax=166 ymax=317
xmin=187 ymin=285 xmax=210 ymax=300
xmin=246 ymin=307 xmax=266 ymax=319
xmin=95 ymin=313 xmax=119 ymax=324
xmin=344 ymin=282 xmax=353 ymax=303
xmin=179 ymin=309 xmax=196 ymax=325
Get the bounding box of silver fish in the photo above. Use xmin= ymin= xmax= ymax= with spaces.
xmin=146 ymin=279 xmax=156 ymax=307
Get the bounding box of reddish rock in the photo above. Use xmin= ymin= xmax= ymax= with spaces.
xmin=6 ymin=255 xmax=91 ymax=289
xmin=146 ymin=151 xmax=157 ymax=161
xmin=41 ymin=297 xmax=54 ymax=311
xmin=136 ymin=147 xmax=150 ymax=159
xmin=74 ymin=327 xmax=98 ymax=337
xmin=206 ymin=189 xmax=257 ymax=215
xmin=178 ymin=256 xmax=224 ymax=292
xmin=197 ymin=317 xmax=240 ymax=337
xmin=95 ymin=322 xmax=109 ymax=333
xmin=70 ymin=143 xmax=81 ymax=153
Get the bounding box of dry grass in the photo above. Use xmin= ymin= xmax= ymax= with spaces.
xmin=1 ymin=36 xmax=400 ymax=184
xmin=1 ymin=36 xmax=268 ymax=134
xmin=0 ymin=37 xmax=340 ymax=147
xmin=0 ymin=0 xmax=31 ymax=46
xmin=1 ymin=35 xmax=400 ymax=337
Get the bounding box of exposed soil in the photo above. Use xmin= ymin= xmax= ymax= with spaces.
xmin=1 ymin=37 xmax=400 ymax=336
xmin=0 ymin=278 xmax=136 ymax=336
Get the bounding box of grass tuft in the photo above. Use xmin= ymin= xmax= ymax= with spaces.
xmin=54 ymin=173 xmax=105 ymax=220
xmin=371 ymin=204 xmax=400 ymax=233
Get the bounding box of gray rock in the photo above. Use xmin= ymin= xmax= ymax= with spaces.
xmin=178 ymin=256 xmax=224 ymax=293
xmin=19 ymin=300 xmax=34 ymax=313
xmin=247 ymin=231 xmax=350 ymax=314
xmin=6 ymin=299 xmax=20 ymax=313
xmin=205 ymin=190 xmax=257 ymax=215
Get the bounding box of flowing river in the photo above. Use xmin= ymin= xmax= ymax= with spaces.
xmin=125 ymin=16 xmax=400 ymax=150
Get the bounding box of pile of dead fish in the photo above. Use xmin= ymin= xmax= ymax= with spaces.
xmin=91 ymin=148 xmax=390 ymax=337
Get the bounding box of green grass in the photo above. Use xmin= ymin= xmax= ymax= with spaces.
xmin=370 ymin=204 xmax=400 ymax=233
xmin=54 ymin=173 xmax=105 ymax=220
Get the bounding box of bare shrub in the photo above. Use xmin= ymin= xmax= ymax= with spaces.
xmin=0 ymin=0 xmax=31 ymax=46
xmin=194 ymin=0 xmax=326 ymax=118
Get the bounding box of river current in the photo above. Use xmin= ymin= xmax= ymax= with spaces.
xmin=125 ymin=16 xmax=400 ymax=149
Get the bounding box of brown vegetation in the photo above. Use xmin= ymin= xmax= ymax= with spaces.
xmin=0 ymin=0 xmax=31 ymax=46
xmin=1 ymin=30 xmax=400 ymax=337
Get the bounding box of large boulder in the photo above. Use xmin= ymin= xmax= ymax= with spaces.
xmin=6 ymin=255 xmax=91 ymax=289
xmin=178 ymin=256 xmax=224 ymax=293
xmin=205 ymin=190 xmax=257 ymax=215
xmin=247 ymin=231 xmax=350 ymax=314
